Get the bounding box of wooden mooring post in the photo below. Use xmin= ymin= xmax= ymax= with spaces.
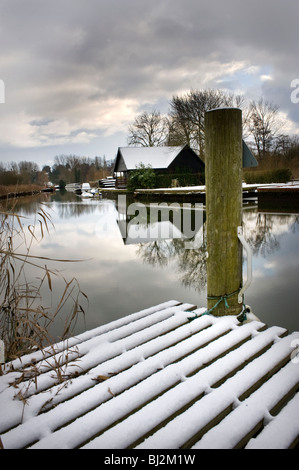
xmin=205 ymin=108 xmax=243 ymax=316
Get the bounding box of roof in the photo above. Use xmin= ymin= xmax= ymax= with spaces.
xmin=116 ymin=145 xmax=189 ymax=171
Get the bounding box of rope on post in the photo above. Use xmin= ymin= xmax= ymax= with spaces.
xmin=188 ymin=290 xmax=249 ymax=323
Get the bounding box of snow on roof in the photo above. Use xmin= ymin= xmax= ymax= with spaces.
xmin=118 ymin=146 xmax=186 ymax=171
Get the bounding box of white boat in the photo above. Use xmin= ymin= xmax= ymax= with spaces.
xmin=82 ymin=183 xmax=91 ymax=192
xmin=81 ymin=191 xmax=94 ymax=198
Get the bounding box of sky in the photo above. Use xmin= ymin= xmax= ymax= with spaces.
xmin=0 ymin=0 xmax=299 ymax=169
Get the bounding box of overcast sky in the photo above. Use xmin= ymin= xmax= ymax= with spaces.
xmin=0 ymin=0 xmax=298 ymax=168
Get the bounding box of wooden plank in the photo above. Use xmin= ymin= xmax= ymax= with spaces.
xmin=130 ymin=332 xmax=298 ymax=450
xmin=1 ymin=301 xmax=299 ymax=450
xmin=245 ymin=391 xmax=299 ymax=449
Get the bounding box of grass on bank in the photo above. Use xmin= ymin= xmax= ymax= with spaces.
xmin=0 ymin=184 xmax=43 ymax=197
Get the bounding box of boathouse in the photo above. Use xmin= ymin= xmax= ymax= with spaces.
xmin=113 ymin=145 xmax=205 ymax=188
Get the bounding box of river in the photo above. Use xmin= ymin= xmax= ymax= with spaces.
xmin=13 ymin=190 xmax=299 ymax=340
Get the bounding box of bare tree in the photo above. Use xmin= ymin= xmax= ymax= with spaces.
xmin=185 ymin=89 xmax=227 ymax=159
xmin=128 ymin=110 xmax=168 ymax=147
xmin=167 ymin=94 xmax=194 ymax=149
xmin=247 ymin=98 xmax=282 ymax=160
xmin=168 ymin=89 xmax=247 ymax=159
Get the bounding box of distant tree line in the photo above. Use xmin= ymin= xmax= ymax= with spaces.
xmin=0 ymin=155 xmax=115 ymax=187
xmin=128 ymin=89 xmax=299 ymax=166
xmin=0 ymin=161 xmax=48 ymax=186
xmin=43 ymin=155 xmax=115 ymax=186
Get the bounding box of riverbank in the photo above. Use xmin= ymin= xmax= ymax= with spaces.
xmin=0 ymin=185 xmax=49 ymax=201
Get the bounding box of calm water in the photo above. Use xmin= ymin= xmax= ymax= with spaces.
xmin=13 ymin=191 xmax=299 ymax=339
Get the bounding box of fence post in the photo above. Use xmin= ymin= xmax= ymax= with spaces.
xmin=205 ymin=108 xmax=243 ymax=316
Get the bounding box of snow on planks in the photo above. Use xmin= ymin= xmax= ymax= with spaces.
xmin=0 ymin=300 xmax=299 ymax=450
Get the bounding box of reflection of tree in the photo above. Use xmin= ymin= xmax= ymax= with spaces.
xmin=54 ymin=199 xmax=101 ymax=219
xmin=289 ymin=215 xmax=299 ymax=234
xmin=136 ymin=240 xmax=176 ymax=267
xmin=177 ymin=244 xmax=207 ymax=292
xmin=15 ymin=191 xmax=111 ymax=220
xmin=136 ymin=229 xmax=207 ymax=292
xmin=244 ymin=212 xmax=280 ymax=257
xmin=136 ymin=209 xmax=299 ymax=293
xmin=243 ymin=210 xmax=299 ymax=258
xmin=13 ymin=193 xmax=51 ymax=215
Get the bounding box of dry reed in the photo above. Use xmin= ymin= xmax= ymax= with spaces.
xmin=0 ymin=198 xmax=88 ymax=364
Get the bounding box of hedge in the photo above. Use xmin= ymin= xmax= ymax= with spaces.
xmin=155 ymin=172 xmax=205 ymax=188
xmin=243 ymin=168 xmax=292 ymax=184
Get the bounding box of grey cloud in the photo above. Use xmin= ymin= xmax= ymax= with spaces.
xmin=30 ymin=118 xmax=55 ymax=127
xmin=0 ymin=0 xmax=298 ymax=165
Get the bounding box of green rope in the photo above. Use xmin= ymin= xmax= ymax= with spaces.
xmin=237 ymin=309 xmax=248 ymax=323
xmin=188 ymin=290 xmax=247 ymax=322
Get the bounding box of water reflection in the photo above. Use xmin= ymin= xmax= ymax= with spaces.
xmin=114 ymin=199 xmax=299 ymax=332
xmin=116 ymin=198 xmax=205 ymax=245
xmin=244 ymin=211 xmax=299 ymax=257
xmin=135 ymin=239 xmax=207 ymax=290
xmin=14 ymin=191 xmax=101 ymax=219
xmin=115 ymin=198 xmax=207 ymax=290
xmin=11 ymin=192 xmax=299 ymax=336
xmin=118 ymin=200 xmax=299 ymax=299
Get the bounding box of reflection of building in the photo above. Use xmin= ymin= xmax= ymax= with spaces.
xmin=113 ymin=145 xmax=205 ymax=189
xmin=116 ymin=197 xmax=204 ymax=246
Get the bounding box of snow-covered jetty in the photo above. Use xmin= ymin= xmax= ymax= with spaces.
xmin=1 ymin=300 xmax=299 ymax=449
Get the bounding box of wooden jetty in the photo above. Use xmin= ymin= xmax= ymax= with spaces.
xmin=257 ymin=182 xmax=299 ymax=211
xmin=1 ymin=300 xmax=299 ymax=450
xmin=103 ymin=182 xmax=299 ymax=207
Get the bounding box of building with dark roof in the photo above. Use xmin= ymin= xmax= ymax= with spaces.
xmin=113 ymin=145 xmax=205 ymax=188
